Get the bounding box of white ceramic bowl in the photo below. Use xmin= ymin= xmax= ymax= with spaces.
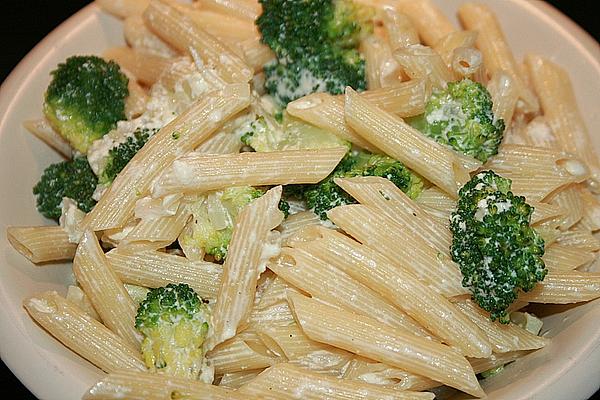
xmin=1 ymin=1 xmax=599 ymax=399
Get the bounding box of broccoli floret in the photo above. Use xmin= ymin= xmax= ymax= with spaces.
xmin=180 ymin=187 xmax=265 ymax=261
xmin=450 ymin=171 xmax=547 ymax=323
xmin=33 ymin=157 xmax=98 ymax=220
xmin=98 ymin=128 xmax=154 ymax=185
xmin=407 ymin=79 xmax=505 ymax=163
xmin=44 ymin=55 xmax=129 ymax=153
xmin=135 ymin=284 xmax=210 ymax=379
xmin=257 ymin=0 xmax=372 ymax=105
xmin=263 ymin=50 xmax=366 ymax=106
xmin=289 ymin=151 xmax=423 ymax=220
xmin=242 ymin=113 xmax=350 ymax=152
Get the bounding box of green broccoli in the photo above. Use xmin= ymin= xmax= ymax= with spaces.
xmin=450 ymin=171 xmax=547 ymax=323
xmin=33 ymin=157 xmax=98 ymax=220
xmin=241 ymin=113 xmax=350 ymax=152
xmin=180 ymin=187 xmax=265 ymax=261
xmin=407 ymin=79 xmax=505 ymax=163
xmin=135 ymin=284 xmax=210 ymax=379
xmin=288 ymin=151 xmax=423 ymax=220
xmin=257 ymin=0 xmax=372 ymax=105
xmin=98 ymin=128 xmax=154 ymax=185
xmin=44 ymin=55 xmax=129 ymax=153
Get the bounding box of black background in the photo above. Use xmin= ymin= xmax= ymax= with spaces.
xmin=0 ymin=1 xmax=598 ymax=399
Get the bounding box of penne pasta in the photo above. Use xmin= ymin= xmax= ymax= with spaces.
xmin=345 ymin=87 xmax=480 ymax=197
xmin=487 ymin=70 xmax=519 ymax=125
xmin=152 ymin=148 xmax=347 ymax=197
xmin=277 ymin=210 xmax=321 ymax=247
xmin=293 ymin=226 xmax=492 ymax=358
xmin=458 ymin=3 xmax=539 ymax=113
xmin=218 ymin=369 xmax=264 ymax=389
xmin=362 ymin=35 xmax=402 ymax=89
xmin=393 ymin=45 xmax=454 ymax=90
xmin=521 ymin=271 xmax=600 ymax=304
xmin=526 ymin=54 xmax=600 ymax=182
xmin=335 ymin=176 xmax=452 ymax=254
xmin=96 ymin=0 xmax=150 ymax=18
xmin=432 ymin=30 xmax=478 ymax=68
xmin=395 ymin=0 xmax=456 ymax=46
xmin=454 ymin=299 xmax=548 ymax=353
xmin=123 ymin=15 xmax=177 ymax=57
xmin=238 ymin=363 xmax=435 ymax=400
xmin=23 ymin=291 xmax=145 ymax=373
xmin=104 ymin=46 xmax=174 ymax=86
xmin=73 ymin=231 xmax=142 ymax=348
xmin=269 ymin=247 xmax=431 ymax=338
xmin=341 ymin=358 xmax=439 ymax=391
xmin=543 ymin=244 xmax=595 ymax=272
xmin=288 ymin=293 xmax=484 ymax=397
xmin=360 ymin=78 xmax=429 ymax=117
xmin=207 ymin=187 xmax=284 ymax=350
xmin=381 ymin=7 xmax=419 ymax=49
xmin=23 ymin=118 xmax=72 ymax=158
xmin=207 ymin=331 xmax=279 ymax=375
xmin=6 ymin=226 xmax=77 ymax=264
xmin=83 ymin=369 xmax=247 ymax=400
xmin=143 ymin=0 xmax=253 ymax=84
xmin=194 ymin=0 xmax=261 ymax=21
xmin=547 ymin=185 xmax=584 ymax=231
xmin=106 ymin=248 xmax=222 ymax=299
xmin=65 ymin=285 xmax=101 ymax=322
xmin=327 ymin=205 xmax=467 ymax=297
xmin=81 ymin=83 xmax=251 ymax=231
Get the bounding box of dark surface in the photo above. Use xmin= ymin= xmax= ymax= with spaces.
xmin=0 ymin=1 xmax=598 ymax=399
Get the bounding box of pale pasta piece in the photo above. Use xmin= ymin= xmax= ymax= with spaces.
xmin=362 ymin=35 xmax=402 ymax=89
xmin=395 ymin=0 xmax=456 ymax=46
xmin=269 ymin=247 xmax=431 ymax=338
xmin=6 ymin=226 xmax=77 ymax=264
xmin=576 ymin=188 xmax=600 ymax=231
xmin=450 ymin=46 xmax=482 ymax=78
xmin=416 ymin=186 xmax=456 ymax=221
xmin=103 ymin=46 xmax=174 ymax=86
xmin=529 ymin=201 xmax=565 ymax=225
xmin=468 ymin=350 xmax=531 ymax=375
xmin=125 ymin=79 xmax=149 ymax=119
xmin=83 ymin=369 xmax=247 ymax=400
xmin=196 ymin=130 xmax=245 ymax=154
xmin=328 ymin=205 xmax=468 ymax=298
xmin=454 ymin=299 xmax=548 ymax=353
xmin=218 ymin=369 xmax=264 ymax=389
xmin=543 ymin=245 xmax=595 ymax=272
xmin=123 ymin=15 xmax=177 ymax=57
xmin=458 ymin=3 xmax=539 ymax=113
xmin=238 ymin=363 xmax=435 ymax=400
xmin=547 ymin=185 xmax=584 ymax=231
xmin=122 ymin=201 xmax=191 ymax=249
xmin=207 ymin=187 xmax=284 ymax=350
xmin=526 ymin=54 xmax=600 ymax=181
xmin=486 ymin=144 xmax=589 ymax=202
xmin=66 ymin=285 xmax=101 ymax=322
xmin=152 ymin=148 xmax=347 ymax=197
xmin=194 ymin=0 xmax=261 ymax=21
xmin=253 ymin=276 xmax=301 ymax=311
xmin=105 ymin=248 xmax=222 ymax=300
xmin=487 ymin=70 xmax=519 ymax=125
xmin=248 ymin=299 xmax=296 ymax=327
xmin=344 ymin=87 xmax=479 ymax=197
xmin=81 ymin=83 xmax=251 ymax=231
xmin=285 ymin=94 xmax=378 ymax=151
xmin=207 ymin=332 xmax=279 ymax=375
xmin=520 ymin=271 xmax=600 ymax=304
xmin=277 ymin=211 xmax=321 ymax=247
xmin=256 ymin=323 xmax=353 ymax=373
xmin=288 ymin=293 xmax=484 ymax=397
xmin=393 ymin=45 xmax=454 ymax=90
xmin=24 ymin=291 xmax=144 ymax=373
xmin=360 ymin=78 xmax=429 ymax=117
xmin=381 ymin=7 xmax=419 ymax=49
xmin=96 ymin=0 xmax=149 ymax=18
xmin=143 ymin=0 xmax=253 ymax=84
xmin=238 ymin=37 xmax=276 ymax=73
xmin=555 ymin=230 xmax=600 ymax=252
xmin=169 ymin=3 xmax=259 ymax=42
xmin=295 ymin=226 xmax=493 ymax=358
xmin=432 ymin=30 xmax=477 ymax=68
xmin=23 ymin=118 xmax=72 ymax=158
xmin=335 ymin=176 xmax=452 ymax=254
xmin=73 ymin=231 xmax=142 ymax=348
xmin=342 ymin=358 xmax=439 ymax=391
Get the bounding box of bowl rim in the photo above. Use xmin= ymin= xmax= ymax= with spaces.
xmin=0 ymin=1 xmax=599 ymax=399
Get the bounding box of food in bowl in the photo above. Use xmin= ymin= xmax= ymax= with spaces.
xmin=5 ymin=0 xmax=600 ymax=398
